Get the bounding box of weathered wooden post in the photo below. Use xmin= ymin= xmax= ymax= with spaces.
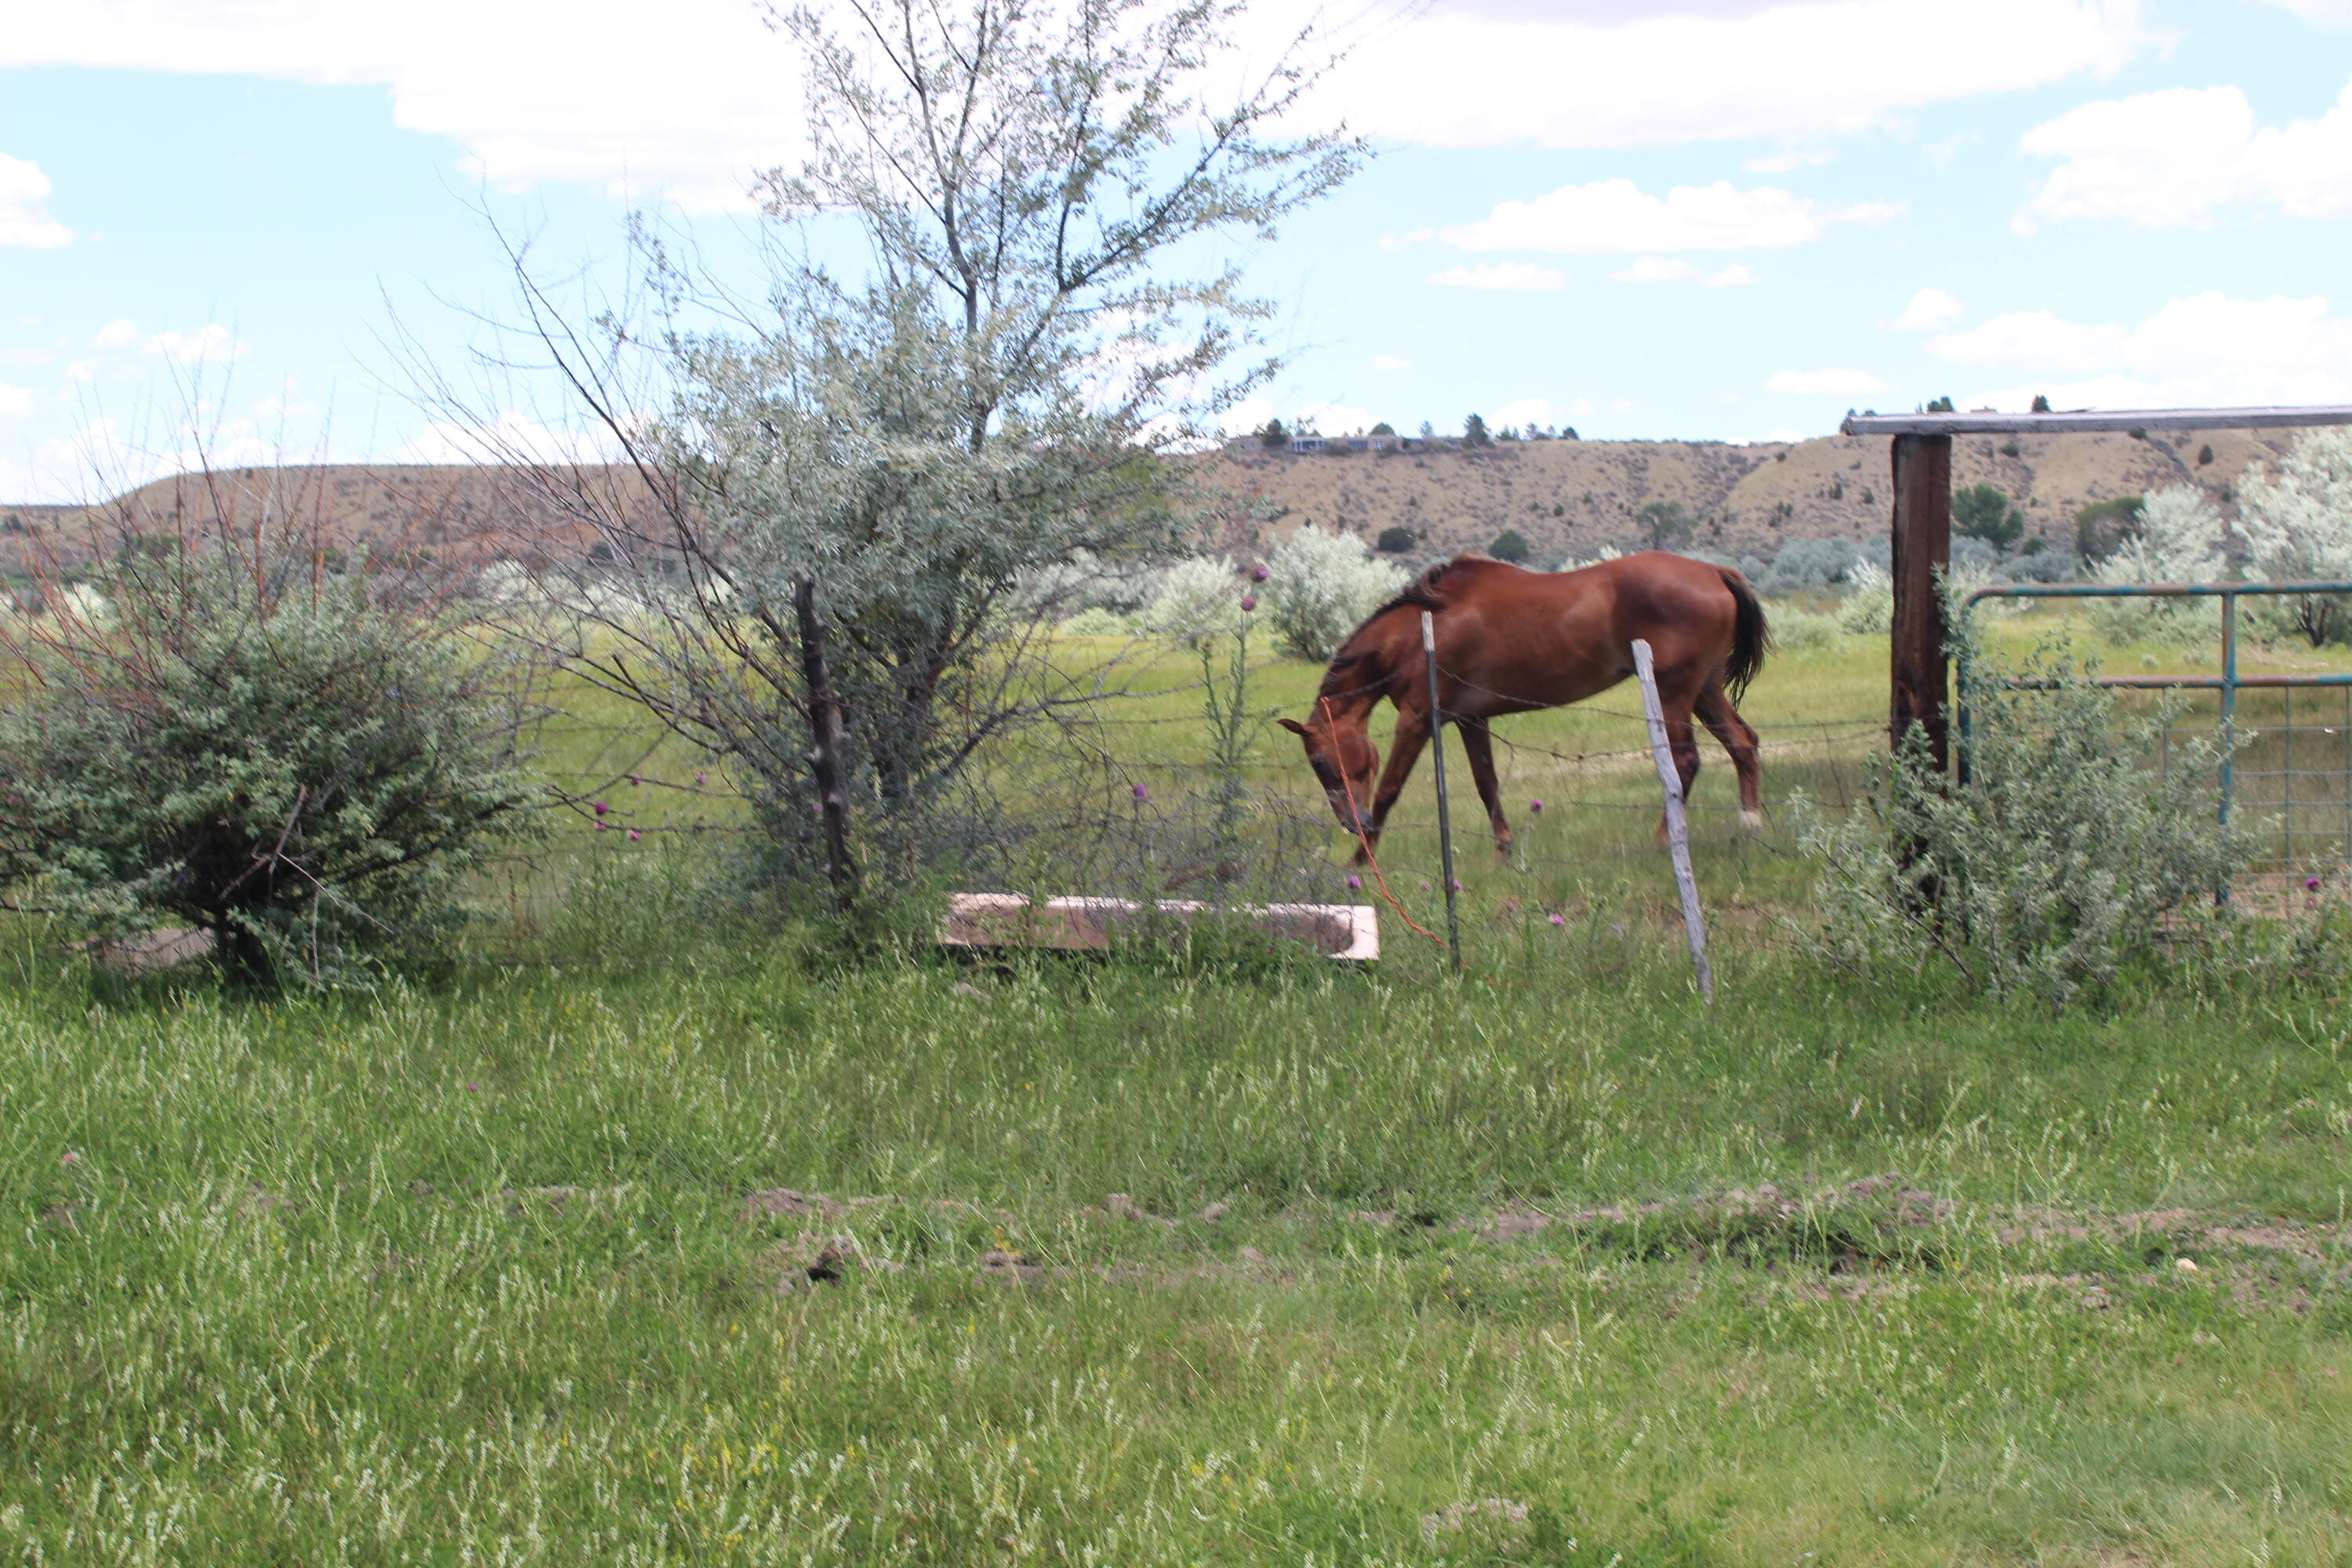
xmin=793 ymin=568 xmax=857 ymax=910
xmin=1632 ymin=639 xmax=1713 ymax=1003
xmin=1421 ymin=611 xmax=1463 ymax=972
xmin=1889 ymin=432 xmax=1953 ymax=774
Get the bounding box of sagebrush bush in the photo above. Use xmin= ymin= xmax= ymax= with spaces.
xmin=1 ymin=537 xmax=545 ymax=987
xmin=1798 ymin=631 xmax=2258 ymax=1008
xmin=1772 ymin=608 xmax=1845 ymax=653
xmin=1838 ymin=561 xmax=1891 ymax=634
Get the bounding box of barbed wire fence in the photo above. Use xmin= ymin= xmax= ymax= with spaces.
xmin=498 ymin=614 xmax=1915 ymax=974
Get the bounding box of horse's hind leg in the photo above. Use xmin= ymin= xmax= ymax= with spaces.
xmin=1697 ymin=678 xmax=1764 ymax=829
xmin=1455 ymin=716 xmax=1513 ymax=855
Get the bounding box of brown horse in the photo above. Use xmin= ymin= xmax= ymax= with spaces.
xmin=1279 ymin=551 xmax=1769 ymax=858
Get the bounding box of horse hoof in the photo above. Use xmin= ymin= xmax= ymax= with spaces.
xmin=1739 ymin=809 xmax=1764 ymax=830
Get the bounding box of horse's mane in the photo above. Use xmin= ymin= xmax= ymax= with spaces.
xmin=1318 ymin=554 xmax=1493 ymax=697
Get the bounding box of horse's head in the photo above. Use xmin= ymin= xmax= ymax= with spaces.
xmin=1279 ymin=710 xmax=1380 ymax=837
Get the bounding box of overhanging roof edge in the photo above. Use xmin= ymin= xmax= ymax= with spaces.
xmin=1838 ymin=405 xmax=2352 ymax=437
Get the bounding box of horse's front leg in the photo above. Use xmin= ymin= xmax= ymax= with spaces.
xmin=1355 ymin=707 xmax=1431 ymax=865
xmin=1455 ymin=716 xmax=1512 ymax=855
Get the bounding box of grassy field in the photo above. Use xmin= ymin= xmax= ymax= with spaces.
xmin=5 ymin=611 xmax=2352 ymax=1564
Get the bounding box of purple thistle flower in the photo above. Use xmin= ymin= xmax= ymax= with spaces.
xmin=593 ymin=800 xmax=609 ymax=815
xmin=1250 ymin=564 xmax=1269 ymax=583
xmin=466 ymin=1082 xmax=477 ymax=1091
xmin=628 ymin=774 xmax=641 ymax=786
xmin=1451 ymin=879 xmax=1462 ymax=891
xmin=627 ymin=829 xmax=642 ymax=841
xmin=1549 ymin=913 xmax=1565 ymax=927
xmin=1345 ymin=874 xmax=1362 ymax=891
xmin=1529 ymin=799 xmax=1544 ymax=813
xmin=60 ymin=1150 xmax=78 ymax=1166
xmin=2308 ymin=875 xmax=2325 ymax=891
xmin=695 ymin=771 xmax=707 ymax=786
xmin=1240 ymin=595 xmax=1258 ymax=612
xmin=1132 ymin=782 xmax=1149 ymax=801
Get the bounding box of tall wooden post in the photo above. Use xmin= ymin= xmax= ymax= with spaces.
xmin=793 ymin=568 xmax=857 ymax=910
xmin=1889 ymin=434 xmax=1952 ymax=773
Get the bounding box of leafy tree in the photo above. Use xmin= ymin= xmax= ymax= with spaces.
xmin=1375 ymin=524 xmax=1415 ymax=553
xmin=2198 ymin=443 xmax=2216 ymax=466
xmin=1368 ymin=422 xmax=1395 ymax=437
xmin=1462 ymin=413 xmax=1491 ymax=448
xmin=1952 ymin=482 xmax=2025 ymax=553
xmin=1559 ymin=426 xmax=1579 ymax=440
xmin=2092 ymin=488 xmax=2227 ymax=646
xmin=1636 ymin=499 xmax=1692 ymax=550
xmin=462 ymin=0 xmax=1361 ymax=902
xmin=1261 ymin=525 xmax=1407 ymax=659
xmin=1258 ymin=417 xmax=1290 ymax=448
xmin=2031 ymin=394 xmax=2053 ymax=413
xmin=1417 ymin=421 xmax=1436 ymax=441
xmin=1488 ymin=528 xmax=1530 ymax=562
xmin=1925 ymin=396 xmax=1955 ymax=414
xmin=2238 ymin=428 xmax=2352 ymax=645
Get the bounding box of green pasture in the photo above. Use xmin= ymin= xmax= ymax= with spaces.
xmin=5 ymin=605 xmax=2352 ymax=1563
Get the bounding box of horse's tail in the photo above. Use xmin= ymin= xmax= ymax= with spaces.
xmin=1717 ymin=566 xmax=1769 ymax=703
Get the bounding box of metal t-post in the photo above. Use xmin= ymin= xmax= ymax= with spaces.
xmin=1421 ymin=612 xmax=1463 ymax=971
xmin=2218 ymin=590 xmax=2237 ymax=907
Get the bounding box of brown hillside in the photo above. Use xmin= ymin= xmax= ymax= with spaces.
xmin=1188 ymin=429 xmax=2294 ymax=563
xmin=0 ymin=429 xmax=2299 ymax=580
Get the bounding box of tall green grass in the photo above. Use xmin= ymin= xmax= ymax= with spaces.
xmin=5 ymin=611 xmax=2351 ymax=1563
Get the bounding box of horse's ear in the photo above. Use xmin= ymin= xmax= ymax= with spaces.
xmin=1276 ymin=717 xmax=1311 ymax=736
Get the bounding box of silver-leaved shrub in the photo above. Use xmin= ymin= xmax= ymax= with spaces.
xmin=1797 ymin=631 xmax=2259 ymax=1008
xmin=1 ymin=535 xmax=545 ymax=988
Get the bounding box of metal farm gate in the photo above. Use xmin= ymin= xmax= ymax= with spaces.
xmin=1842 ymin=403 xmax=2352 ymax=892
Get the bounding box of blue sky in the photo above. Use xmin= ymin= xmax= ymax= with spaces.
xmin=4 ymin=0 xmax=2351 ymax=500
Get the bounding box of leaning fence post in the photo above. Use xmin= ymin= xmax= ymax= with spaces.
xmin=793 ymin=568 xmax=858 ymax=912
xmin=1632 ymin=638 xmax=1714 ymax=1003
xmin=1421 ymin=611 xmax=1463 ymax=972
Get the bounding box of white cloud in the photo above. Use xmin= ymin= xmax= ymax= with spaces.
xmin=1369 ymin=354 xmax=1413 ymax=372
xmin=4 ymin=1 xmax=808 ymax=213
xmin=397 ymin=411 xmax=622 ymax=465
xmin=1435 ymin=179 xmax=1898 ymax=255
xmin=1744 ymin=148 xmax=1835 ymax=173
xmin=0 ymin=154 xmax=72 ymax=249
xmin=89 ymin=319 xmax=249 ymax=365
xmin=2017 ymin=78 xmax=2352 ymax=230
xmin=1294 ymin=401 xmax=1381 ymax=437
xmin=1279 ymin=0 xmax=2154 ymax=151
xmin=1493 ymin=397 xmax=1564 ymax=430
xmin=1611 ymin=256 xmax=1755 ymax=286
xmin=2263 ymin=0 xmax=2352 ymax=27
xmin=8 ymin=1 xmax=2158 ymax=216
xmin=1766 ymin=368 xmax=1889 ymax=395
xmin=1430 ymin=262 xmax=1569 ymax=292
xmin=1218 ymin=397 xmax=1275 ymax=437
xmin=1930 ymin=292 xmax=2352 ymax=405
xmin=0 ymin=383 xmax=32 ymax=418
xmin=1891 ymin=287 xmax=1964 ymax=329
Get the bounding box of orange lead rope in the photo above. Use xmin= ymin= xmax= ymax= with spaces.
xmin=1320 ymin=695 xmax=1447 ymax=950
